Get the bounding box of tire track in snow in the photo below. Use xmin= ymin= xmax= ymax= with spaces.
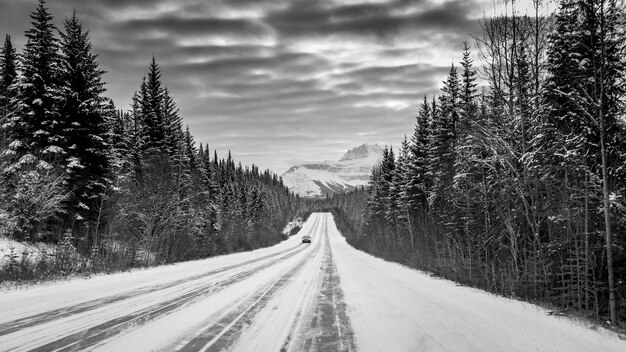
xmin=172 ymin=236 xmax=324 ymax=352
xmin=0 ymin=237 xmax=311 ymax=339
xmin=297 ymin=217 xmax=356 ymax=352
xmin=6 ymin=217 xmax=324 ymax=352
xmin=278 ymin=216 xmax=330 ymax=352
xmin=23 ymin=247 xmax=309 ymax=352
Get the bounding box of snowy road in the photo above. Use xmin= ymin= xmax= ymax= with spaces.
xmin=0 ymin=213 xmax=625 ymax=352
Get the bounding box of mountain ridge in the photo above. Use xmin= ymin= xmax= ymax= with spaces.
xmin=282 ymin=144 xmax=383 ymax=198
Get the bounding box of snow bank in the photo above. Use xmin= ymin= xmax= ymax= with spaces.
xmin=0 ymin=237 xmax=56 ymax=267
xmin=282 ymin=217 xmax=305 ymax=236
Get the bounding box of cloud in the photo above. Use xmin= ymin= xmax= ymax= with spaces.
xmin=112 ymin=16 xmax=274 ymax=40
xmin=0 ymin=0 xmax=490 ymax=173
xmin=265 ymin=0 xmax=482 ymax=40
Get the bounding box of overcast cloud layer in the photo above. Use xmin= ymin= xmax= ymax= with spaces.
xmin=0 ymin=0 xmax=539 ymax=173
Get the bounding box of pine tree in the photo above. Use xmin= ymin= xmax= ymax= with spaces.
xmin=106 ymin=109 xmax=127 ymax=171
xmin=162 ymin=87 xmax=183 ymax=158
xmin=0 ymin=35 xmax=17 ymax=150
xmin=128 ymin=90 xmax=146 ymax=182
xmin=366 ymin=164 xmax=384 ymax=231
xmin=543 ymin=0 xmax=592 ymax=163
xmin=144 ymin=56 xmax=165 ymax=152
xmin=9 ymin=0 xmax=63 ymax=164
xmin=58 ymin=10 xmax=111 ymax=225
xmin=394 ymin=136 xmax=414 ymax=248
xmin=514 ymin=43 xmax=532 ymax=154
xmin=405 ymin=96 xmax=431 ymax=212
xmin=460 ymin=40 xmax=478 ymax=125
xmin=429 ymin=65 xmax=460 ymax=210
xmin=366 ymin=148 xmax=396 ymax=234
xmin=0 ymin=35 xmax=17 ymax=118
xmin=184 ymin=125 xmax=197 ymax=171
xmin=0 ymin=0 xmax=66 ymax=241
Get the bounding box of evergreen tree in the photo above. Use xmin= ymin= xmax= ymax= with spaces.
xmin=58 ymin=10 xmax=111 ymax=225
xmin=184 ymin=125 xmax=197 ymax=171
xmin=460 ymin=40 xmax=478 ymax=125
xmin=128 ymin=90 xmax=146 ymax=182
xmin=429 ymin=65 xmax=460 ymax=209
xmin=366 ymin=164 xmax=384 ymax=230
xmin=162 ymin=87 xmax=183 ymax=158
xmin=394 ymin=136 xmax=413 ymax=247
xmin=513 ymin=43 xmax=532 ymax=156
xmin=0 ymin=34 xmax=17 ymax=150
xmin=0 ymin=35 xmax=17 ymax=118
xmin=0 ymin=0 xmax=66 ymax=241
xmin=543 ymin=0 xmax=626 ymax=323
xmin=9 ymin=0 xmax=63 ymax=163
xmin=144 ymin=56 xmax=165 ymax=152
xmin=405 ymin=96 xmax=431 ymax=212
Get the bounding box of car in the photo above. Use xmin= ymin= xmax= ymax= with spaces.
xmin=302 ymin=235 xmax=311 ymax=243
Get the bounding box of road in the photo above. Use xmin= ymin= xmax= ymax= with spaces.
xmin=0 ymin=213 xmax=624 ymax=352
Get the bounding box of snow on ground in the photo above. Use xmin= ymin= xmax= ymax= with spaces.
xmin=282 ymin=144 xmax=382 ymax=197
xmin=281 ymin=217 xmax=305 ymax=236
xmin=281 ymin=165 xmax=353 ymax=197
xmin=0 ymin=216 xmax=323 ymax=351
xmin=0 ymin=214 xmax=624 ymax=352
xmin=326 ymin=216 xmax=626 ymax=352
xmin=0 ymin=237 xmax=56 ymax=267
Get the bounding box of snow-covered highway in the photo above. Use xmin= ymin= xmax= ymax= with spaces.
xmin=0 ymin=213 xmax=624 ymax=352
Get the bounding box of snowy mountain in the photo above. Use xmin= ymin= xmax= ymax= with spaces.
xmin=282 ymin=144 xmax=383 ymax=198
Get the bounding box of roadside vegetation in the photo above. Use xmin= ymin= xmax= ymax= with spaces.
xmin=313 ymin=0 xmax=626 ymax=327
xmin=0 ymin=0 xmax=306 ymax=283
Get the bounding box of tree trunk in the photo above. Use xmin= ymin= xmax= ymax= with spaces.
xmin=599 ymin=110 xmax=616 ymax=325
xmin=597 ymin=1 xmax=616 ymax=325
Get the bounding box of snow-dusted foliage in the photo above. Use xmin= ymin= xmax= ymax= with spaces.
xmin=0 ymin=1 xmax=300 ymax=279
xmin=330 ymin=0 xmax=626 ymax=324
xmin=0 ymin=165 xmax=67 ymax=241
xmin=104 ymin=57 xmax=298 ymax=265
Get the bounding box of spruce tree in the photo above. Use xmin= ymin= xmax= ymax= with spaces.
xmin=430 ymin=65 xmax=460 ymax=210
xmin=405 ymin=96 xmax=431 ymax=212
xmin=394 ymin=136 xmax=414 ymax=247
xmin=515 ymin=44 xmax=531 ymax=153
xmin=162 ymin=87 xmax=183 ymax=158
xmin=58 ymin=10 xmax=111 ymax=224
xmin=0 ymin=35 xmax=17 ymax=118
xmin=1 ymin=0 xmax=66 ymax=241
xmin=10 ymin=0 xmax=63 ymax=164
xmin=184 ymin=125 xmax=197 ymax=171
xmin=128 ymin=90 xmax=146 ymax=182
xmin=460 ymin=40 xmax=478 ymax=125
xmin=378 ymin=147 xmax=396 ymax=233
xmin=144 ymin=56 xmax=165 ymax=152
xmin=0 ymin=35 xmax=17 ymax=150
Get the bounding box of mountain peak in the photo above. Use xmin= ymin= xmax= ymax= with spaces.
xmin=282 ymin=144 xmax=383 ymax=198
xmin=339 ymin=144 xmax=383 ymax=162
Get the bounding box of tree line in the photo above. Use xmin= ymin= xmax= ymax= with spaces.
xmin=326 ymin=0 xmax=626 ymax=325
xmin=0 ymin=0 xmax=301 ymax=278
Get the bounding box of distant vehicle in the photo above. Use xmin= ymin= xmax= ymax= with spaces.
xmin=302 ymin=235 xmax=311 ymax=243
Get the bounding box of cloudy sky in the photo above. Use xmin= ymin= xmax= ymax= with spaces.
xmin=0 ymin=0 xmax=547 ymax=173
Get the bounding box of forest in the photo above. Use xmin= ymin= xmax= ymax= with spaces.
xmin=317 ymin=0 xmax=626 ymax=326
xmin=0 ymin=1 xmax=302 ymax=279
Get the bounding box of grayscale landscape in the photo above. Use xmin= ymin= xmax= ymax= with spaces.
xmin=0 ymin=0 xmax=625 ymax=351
